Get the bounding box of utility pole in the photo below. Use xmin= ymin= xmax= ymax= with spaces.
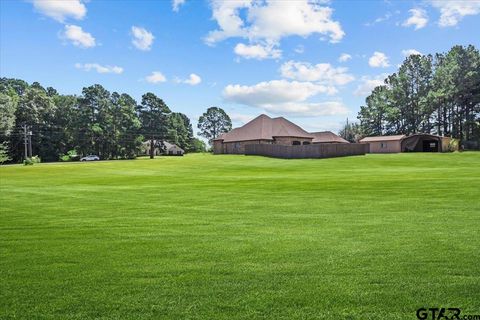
xmin=346 ymin=118 xmax=349 ymax=141
xmin=23 ymin=124 xmax=28 ymax=160
xmin=149 ymin=118 xmax=155 ymax=159
xmin=150 ymin=134 xmax=155 ymax=159
xmin=28 ymin=129 xmax=33 ymax=157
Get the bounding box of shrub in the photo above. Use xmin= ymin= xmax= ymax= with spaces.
xmin=448 ymin=139 xmax=459 ymax=152
xmin=59 ymin=154 xmax=70 ymax=162
xmin=59 ymin=150 xmax=80 ymax=162
xmin=31 ymin=155 xmax=41 ymax=163
xmin=0 ymin=142 xmax=10 ymax=164
xmin=23 ymin=156 xmax=41 ymax=166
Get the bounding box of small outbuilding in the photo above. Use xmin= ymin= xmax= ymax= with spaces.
xmin=401 ymin=134 xmax=443 ymax=152
xmin=359 ymin=135 xmax=406 ymax=153
xmin=360 ymin=133 xmax=452 ymax=153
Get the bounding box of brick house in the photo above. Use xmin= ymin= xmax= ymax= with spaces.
xmin=213 ymin=114 xmax=348 ymax=154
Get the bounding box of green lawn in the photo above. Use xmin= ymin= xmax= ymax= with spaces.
xmin=1 ymin=153 xmax=479 ymax=319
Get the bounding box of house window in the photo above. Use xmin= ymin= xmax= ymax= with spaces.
xmin=292 ymin=141 xmax=301 ymax=145
xmin=177 ymin=151 xmax=182 ymax=155
xmin=302 ymin=141 xmax=310 ymax=145
xmin=380 ymin=142 xmax=387 ymax=148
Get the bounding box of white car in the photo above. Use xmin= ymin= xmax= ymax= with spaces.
xmin=80 ymin=155 xmax=100 ymax=161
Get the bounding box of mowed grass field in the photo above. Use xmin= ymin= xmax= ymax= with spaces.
xmin=1 ymin=153 xmax=479 ymax=319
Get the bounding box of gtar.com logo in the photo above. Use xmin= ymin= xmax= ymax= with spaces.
xmin=416 ymin=308 xmax=480 ymax=320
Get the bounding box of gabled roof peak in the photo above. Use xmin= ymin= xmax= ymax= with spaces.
xmin=215 ymin=114 xmax=312 ymax=142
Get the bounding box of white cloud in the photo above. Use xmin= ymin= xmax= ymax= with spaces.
xmin=172 ymin=0 xmax=186 ymax=12
xmin=75 ymin=63 xmax=123 ymax=74
xmin=131 ymin=26 xmax=154 ymax=51
xmin=301 ymin=119 xmax=346 ymax=134
xmin=230 ymin=113 xmax=256 ymax=125
xmin=253 ymin=101 xmax=348 ymax=117
xmin=234 ymin=42 xmax=281 ymax=60
xmin=32 ymin=0 xmax=86 ymax=22
xmin=402 ymin=8 xmax=428 ymax=30
xmin=402 ymin=49 xmax=422 ymax=57
xmin=224 ymin=80 xmax=336 ymax=105
xmin=365 ymin=12 xmax=392 ymax=27
xmin=145 ymin=71 xmax=167 ymax=84
xmin=61 ymin=25 xmax=95 ymax=48
xmin=223 ymin=80 xmax=347 ymax=117
xmin=205 ymin=0 xmax=344 ymax=57
xmin=429 ymin=0 xmax=480 ymax=27
xmin=354 ymin=74 xmax=388 ymax=96
xmin=280 ymin=60 xmax=354 ymax=85
xmin=183 ymin=73 xmax=202 ymax=85
xmin=294 ymin=45 xmax=305 ymax=54
xmin=368 ymin=51 xmax=390 ymax=68
xmin=338 ymin=53 xmax=352 ymax=62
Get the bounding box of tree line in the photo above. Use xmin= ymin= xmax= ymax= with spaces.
xmin=0 ymin=79 xmax=232 ymax=163
xmin=341 ymin=45 xmax=480 ymax=148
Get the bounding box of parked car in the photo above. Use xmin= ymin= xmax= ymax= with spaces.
xmin=80 ymin=155 xmax=100 ymax=161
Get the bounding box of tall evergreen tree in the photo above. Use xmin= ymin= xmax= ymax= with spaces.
xmin=168 ymin=112 xmax=194 ymax=151
xmin=197 ymin=107 xmax=232 ymax=145
xmin=138 ymin=93 xmax=171 ymax=158
xmin=76 ymin=84 xmax=112 ymax=157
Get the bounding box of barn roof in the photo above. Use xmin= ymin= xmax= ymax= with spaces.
xmin=310 ymin=131 xmax=349 ymax=143
xmin=215 ymin=114 xmax=313 ymax=142
xmin=359 ymin=135 xmax=406 ymax=142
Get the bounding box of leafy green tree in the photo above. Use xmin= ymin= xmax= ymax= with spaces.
xmin=0 ymin=78 xmax=29 ymax=96
xmin=339 ymin=119 xmax=364 ymax=142
xmin=168 ymin=112 xmax=194 ymax=151
xmin=138 ymin=93 xmax=171 ymax=158
xmin=11 ymin=87 xmax=55 ymax=161
xmin=76 ymin=84 xmax=112 ymax=157
xmin=51 ymin=94 xmax=78 ymax=159
xmin=190 ymin=138 xmax=207 ymax=153
xmin=112 ymin=93 xmax=142 ymax=158
xmin=431 ymin=45 xmax=480 ymax=145
xmin=46 ymin=87 xmax=58 ymax=97
xmin=0 ymin=142 xmax=10 ymax=164
xmin=0 ymin=92 xmax=18 ymax=135
xmin=0 ymin=78 xmax=199 ymax=161
xmin=197 ymin=107 xmax=232 ymax=144
xmin=358 ymin=85 xmax=389 ymax=136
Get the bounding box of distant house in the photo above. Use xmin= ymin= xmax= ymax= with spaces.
xmin=142 ymin=140 xmax=184 ymax=156
xmin=359 ymin=133 xmax=453 ymax=153
xmin=142 ymin=140 xmax=162 ymax=156
xmin=163 ymin=141 xmax=184 ymax=156
xmin=213 ymin=114 xmax=349 ymax=154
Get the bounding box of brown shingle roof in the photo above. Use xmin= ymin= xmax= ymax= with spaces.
xmin=359 ymin=135 xmax=406 ymax=142
xmin=215 ymin=114 xmax=313 ymax=142
xmin=310 ymin=131 xmax=349 ymax=143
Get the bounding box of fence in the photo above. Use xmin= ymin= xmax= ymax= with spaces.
xmin=244 ymin=143 xmax=368 ymax=159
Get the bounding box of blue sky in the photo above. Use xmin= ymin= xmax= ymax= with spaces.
xmin=1 ymin=0 xmax=479 ymax=134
